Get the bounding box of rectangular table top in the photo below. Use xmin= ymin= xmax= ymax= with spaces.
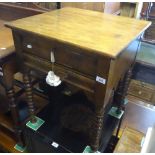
xmin=0 ymin=26 xmax=14 ymax=59
xmin=5 ymin=7 xmax=151 ymax=58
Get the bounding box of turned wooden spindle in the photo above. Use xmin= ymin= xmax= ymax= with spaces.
xmin=6 ymin=88 xmax=25 ymax=147
xmin=122 ymin=68 xmax=132 ymax=97
xmin=89 ymin=109 xmax=103 ymax=152
xmin=23 ymin=74 xmax=37 ymax=123
xmin=114 ymin=68 xmax=132 ymax=113
xmin=114 ymin=80 xmax=124 ymax=114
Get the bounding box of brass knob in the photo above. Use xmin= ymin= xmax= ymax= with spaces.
xmin=138 ymin=91 xmax=142 ymax=95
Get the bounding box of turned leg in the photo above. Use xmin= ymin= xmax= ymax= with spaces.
xmin=90 ymin=109 xmax=103 ymax=152
xmin=2 ymin=59 xmax=25 ymax=147
xmin=23 ymin=73 xmax=36 ymax=123
xmin=122 ymin=68 xmax=132 ymax=97
xmin=116 ymin=111 xmax=124 ymax=138
xmin=6 ymin=88 xmax=25 ymax=147
xmin=114 ymin=68 xmax=132 ymax=112
xmin=114 ymin=79 xmax=124 ymax=114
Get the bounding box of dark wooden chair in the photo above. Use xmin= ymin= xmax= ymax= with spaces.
xmin=0 ymin=26 xmax=26 ymax=146
xmin=0 ymin=3 xmax=53 ymax=149
xmin=141 ymin=2 xmax=155 ymax=43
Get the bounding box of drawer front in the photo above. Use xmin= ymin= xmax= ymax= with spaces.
xmin=23 ymin=53 xmax=95 ymax=94
xmin=128 ymin=84 xmax=152 ymax=101
xmin=54 ymin=44 xmax=97 ymax=77
xmin=22 ymin=34 xmax=97 ymax=77
xmin=22 ymin=35 xmax=55 ymax=60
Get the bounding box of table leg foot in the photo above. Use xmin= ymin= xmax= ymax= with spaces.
xmin=7 ymin=88 xmax=25 ymax=147
xmin=90 ymin=113 xmax=103 ymax=152
xmin=14 ymin=143 xmax=26 ymax=152
xmin=26 ymin=116 xmax=45 ymax=131
xmin=108 ymin=107 xmax=124 ymax=119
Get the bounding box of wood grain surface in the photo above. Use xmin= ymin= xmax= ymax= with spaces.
xmin=114 ymin=127 xmax=144 ymax=153
xmin=0 ymin=129 xmax=19 ymax=153
xmin=5 ymin=7 xmax=150 ymax=58
xmin=0 ymin=27 xmax=14 ymax=59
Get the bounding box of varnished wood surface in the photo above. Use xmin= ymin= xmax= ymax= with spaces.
xmin=0 ymin=4 xmax=48 ymax=149
xmin=0 ymin=27 xmax=13 ymax=48
xmin=61 ymin=2 xmax=104 ymax=12
xmin=0 ymin=129 xmax=19 ymax=153
xmin=0 ymin=19 xmax=5 ymax=27
xmin=122 ymin=97 xmax=155 ymax=134
xmin=0 ymin=2 xmax=45 ymax=21
xmin=6 ymin=7 xmax=150 ymax=58
xmin=114 ymin=127 xmax=144 ymax=153
xmin=128 ymin=79 xmax=155 ymax=104
xmin=0 ymin=27 xmax=14 ymax=59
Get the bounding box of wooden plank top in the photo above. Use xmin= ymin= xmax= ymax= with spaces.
xmin=0 ymin=27 xmax=13 ymax=48
xmin=5 ymin=7 xmax=151 ymax=58
xmin=0 ymin=26 xmax=15 ymax=59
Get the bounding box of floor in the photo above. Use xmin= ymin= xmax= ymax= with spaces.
xmin=122 ymin=95 xmax=155 ymax=134
xmin=137 ymin=41 xmax=155 ymax=66
xmin=113 ymin=95 xmax=155 ymax=153
xmin=0 ymin=128 xmax=19 ymax=153
xmin=114 ymin=127 xmax=144 ymax=153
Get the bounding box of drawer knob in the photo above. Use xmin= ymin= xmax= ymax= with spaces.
xmin=138 ymin=91 xmax=142 ymax=95
xmin=27 ymin=44 xmax=32 ymax=49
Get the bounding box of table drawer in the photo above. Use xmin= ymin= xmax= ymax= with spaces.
xmin=23 ymin=53 xmax=95 ymax=94
xmin=128 ymin=84 xmax=152 ymax=101
xmin=22 ymin=34 xmax=97 ymax=77
xmin=22 ymin=35 xmax=55 ymax=60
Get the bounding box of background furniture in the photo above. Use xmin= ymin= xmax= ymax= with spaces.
xmin=0 ymin=26 xmax=19 ymax=138
xmin=0 ymin=2 xmax=121 ymax=15
xmin=128 ymin=42 xmax=155 ymax=106
xmin=61 ymin=2 xmax=120 ymax=14
xmin=120 ymin=2 xmax=143 ymax=18
xmin=127 ymin=3 xmax=155 ymax=106
xmin=114 ymin=127 xmax=144 ymax=153
xmin=0 ymin=2 xmax=53 ymax=150
xmin=141 ymin=2 xmax=155 ymax=43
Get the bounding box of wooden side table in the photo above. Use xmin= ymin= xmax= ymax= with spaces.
xmin=6 ymin=8 xmax=150 ymax=152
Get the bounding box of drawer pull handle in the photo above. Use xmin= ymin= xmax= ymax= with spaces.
xmin=51 ymin=51 xmax=55 ymax=63
xmin=27 ymin=44 xmax=32 ymax=49
xmin=138 ymin=91 xmax=142 ymax=95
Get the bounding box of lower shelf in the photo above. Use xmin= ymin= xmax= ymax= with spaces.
xmin=24 ymin=93 xmax=122 ymax=153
